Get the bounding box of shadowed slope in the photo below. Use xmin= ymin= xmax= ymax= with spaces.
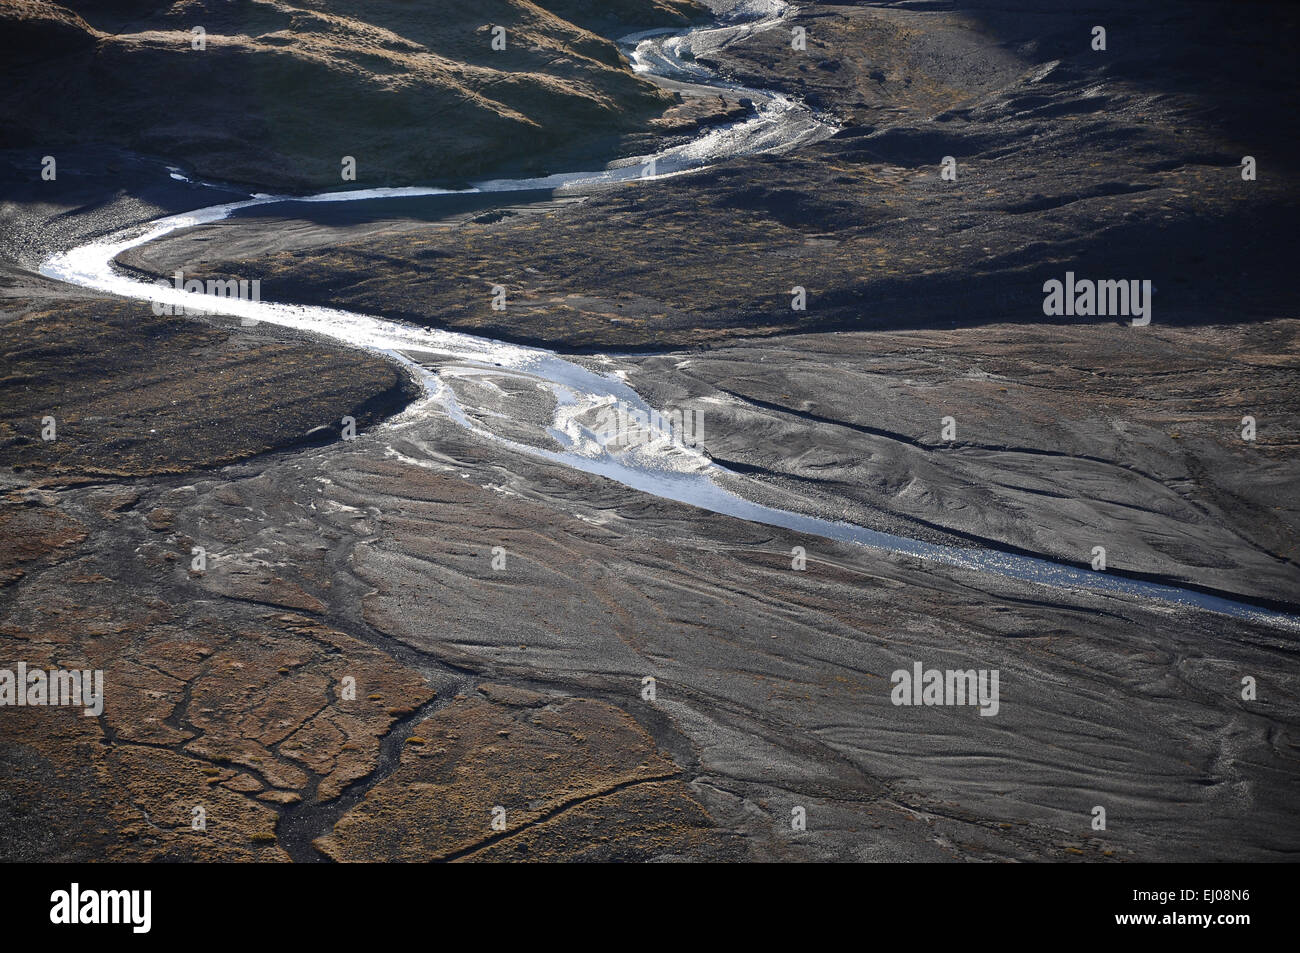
xmin=0 ymin=0 xmax=705 ymax=189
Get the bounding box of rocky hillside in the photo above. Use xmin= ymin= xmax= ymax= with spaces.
xmin=0 ymin=0 xmax=704 ymax=189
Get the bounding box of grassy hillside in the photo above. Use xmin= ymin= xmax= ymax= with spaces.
xmin=0 ymin=0 xmax=705 ymax=189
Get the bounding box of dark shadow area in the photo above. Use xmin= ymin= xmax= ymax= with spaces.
xmin=875 ymin=0 xmax=1300 ymax=167
xmin=228 ymin=188 xmax=561 ymax=227
xmin=799 ymin=202 xmax=1300 ymax=334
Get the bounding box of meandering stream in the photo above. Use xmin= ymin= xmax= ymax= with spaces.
xmin=38 ymin=0 xmax=1300 ymax=631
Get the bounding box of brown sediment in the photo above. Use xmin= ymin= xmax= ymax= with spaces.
xmin=315 ymin=688 xmax=731 ymax=862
